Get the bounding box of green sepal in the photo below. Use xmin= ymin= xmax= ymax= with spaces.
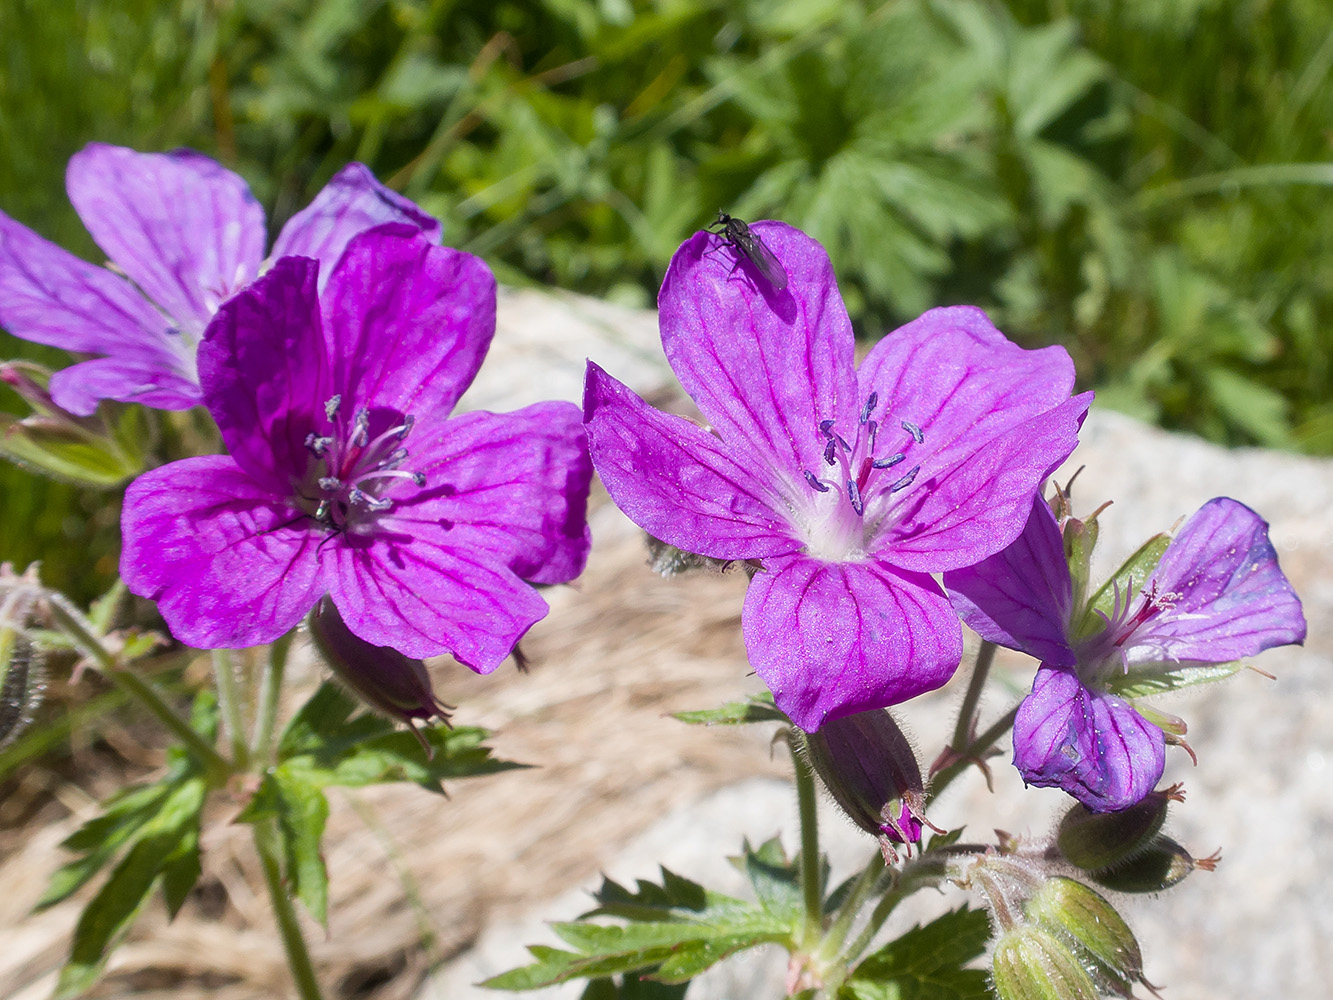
xmin=841 ymin=906 xmax=992 ymax=999
xmin=0 ymin=410 xmax=144 ymax=486
xmin=1103 ymin=660 xmax=1243 ymax=700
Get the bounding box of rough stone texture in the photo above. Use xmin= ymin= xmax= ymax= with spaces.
xmin=2 ymin=287 xmax=1327 ymax=1000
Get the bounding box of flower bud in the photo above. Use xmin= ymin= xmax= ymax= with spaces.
xmin=0 ymin=564 xmax=46 ymax=750
xmin=794 ymin=709 xmax=929 ymax=862
xmin=0 ymin=363 xmax=144 ymax=486
xmin=1025 ymin=877 xmax=1144 ymax=997
xmin=1087 ymin=835 xmax=1218 ymax=894
xmin=1056 ymin=784 xmax=1181 ymax=872
xmin=308 ymin=598 xmax=450 ymax=747
xmin=992 ymin=925 xmax=1099 ymax=1000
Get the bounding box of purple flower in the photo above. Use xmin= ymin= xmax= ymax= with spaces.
xmin=120 ymin=226 xmax=592 ymax=669
xmin=0 ymin=143 xmax=440 ymax=415
xmin=583 ymin=222 xmax=1091 ymax=730
xmin=946 ymin=495 xmax=1307 ymax=811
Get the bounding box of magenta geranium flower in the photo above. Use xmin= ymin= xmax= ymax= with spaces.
xmin=583 ymin=222 xmax=1091 ymax=730
xmin=0 ymin=143 xmax=440 ymax=415
xmin=120 ymin=225 xmax=592 ymax=669
xmin=945 ymin=495 xmax=1306 ymax=811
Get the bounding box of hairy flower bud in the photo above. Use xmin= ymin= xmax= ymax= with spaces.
xmin=1025 ymin=877 xmax=1145 ymax=997
xmin=794 ymin=708 xmax=930 ymax=862
xmin=1056 ymin=784 xmax=1181 ymax=871
xmin=1088 ymin=835 xmax=1218 ymax=894
xmin=992 ymin=926 xmax=1100 ymax=1000
xmin=308 ymin=598 xmax=450 ymax=747
xmin=0 ymin=564 xmax=46 ymax=751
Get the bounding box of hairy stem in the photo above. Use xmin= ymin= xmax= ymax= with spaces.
xmin=251 ymin=630 xmax=294 ymax=765
xmin=791 ymin=735 xmax=824 ymax=939
xmin=951 ymin=640 xmax=996 ymax=754
xmin=254 ymin=817 xmax=325 ymax=1000
xmin=212 ymin=648 xmax=249 ymax=769
xmin=46 ymin=592 xmax=230 ymax=782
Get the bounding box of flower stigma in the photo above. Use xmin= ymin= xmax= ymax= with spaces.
xmin=300 ymin=394 xmax=426 ymax=534
xmin=796 ymin=392 xmax=923 ymax=561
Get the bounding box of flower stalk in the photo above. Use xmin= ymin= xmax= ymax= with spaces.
xmin=254 ymin=815 xmax=326 ymax=1000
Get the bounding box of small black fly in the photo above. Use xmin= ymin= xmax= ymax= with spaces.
xmin=708 ymin=211 xmax=788 ymax=291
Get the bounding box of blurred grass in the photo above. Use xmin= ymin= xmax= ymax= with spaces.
xmin=2 ymin=0 xmax=1332 ymax=600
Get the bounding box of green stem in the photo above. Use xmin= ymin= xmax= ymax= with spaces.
xmin=817 ymin=850 xmax=889 ymax=963
xmin=841 ymin=855 xmax=948 ymax=963
xmin=45 ymin=593 xmax=230 ymax=782
xmin=212 ymin=648 xmax=249 ymax=769
xmin=791 ymin=735 xmax=824 ymax=939
xmin=951 ymin=640 xmax=996 ymax=755
xmin=928 ymin=704 xmax=1020 ymax=806
xmin=251 ymin=631 xmax=293 ymax=765
xmin=254 ymin=817 xmax=325 ymax=1000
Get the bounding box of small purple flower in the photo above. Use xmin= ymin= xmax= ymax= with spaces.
xmin=584 ymin=222 xmax=1091 ymax=730
xmin=946 ymin=495 xmax=1307 ymax=812
xmin=0 ymin=143 xmax=440 ymax=415
xmin=120 ymin=226 xmax=592 ymax=669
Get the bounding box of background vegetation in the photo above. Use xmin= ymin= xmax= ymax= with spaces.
xmin=2 ymin=0 xmax=1332 ymax=595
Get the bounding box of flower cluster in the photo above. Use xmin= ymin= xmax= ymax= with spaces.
xmin=946 ymin=493 xmax=1306 ymax=811
xmin=584 ymin=222 xmax=1091 ymax=730
xmin=0 ymin=144 xmax=439 ymax=415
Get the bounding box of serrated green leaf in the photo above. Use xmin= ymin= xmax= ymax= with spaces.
xmin=236 ymin=769 xmax=331 ymax=924
xmin=731 ymin=837 xmax=805 ymax=925
xmin=53 ymin=777 xmax=207 ymax=998
xmin=673 ymin=692 xmax=787 ymax=726
xmin=160 ymin=824 xmax=202 ymax=919
xmin=844 ymin=907 xmax=991 ymax=1000
xmin=278 ymin=682 xmax=521 ymax=791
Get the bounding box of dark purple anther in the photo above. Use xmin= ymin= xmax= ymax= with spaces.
xmin=860 ymin=392 xmax=879 ymax=424
xmin=902 ymin=420 xmax=923 ymax=444
xmin=804 ymin=470 xmax=830 ymax=493
xmin=889 ymin=466 xmax=919 ymax=493
xmin=847 ymin=478 xmax=865 ymax=516
xmin=872 ymin=452 xmax=905 ymax=470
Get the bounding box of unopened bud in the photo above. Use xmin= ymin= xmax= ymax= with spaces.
xmin=0 ymin=364 xmax=144 ymax=486
xmin=1088 ymin=835 xmax=1217 ymax=894
xmin=1056 ymin=784 xmax=1181 ymax=871
xmin=0 ymin=565 xmax=47 ymax=750
xmin=644 ymin=533 xmax=740 ymax=577
xmin=308 ymin=598 xmax=450 ymax=749
xmin=794 ymin=709 xmax=930 ymax=862
xmin=1025 ymin=877 xmax=1145 ymax=997
xmin=992 ymin=926 xmax=1099 ymax=1000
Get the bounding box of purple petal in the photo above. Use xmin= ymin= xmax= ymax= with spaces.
xmin=271 ymin=163 xmax=442 ymax=285
xmin=658 ymin=222 xmax=859 ymax=479
xmin=326 ymin=536 xmax=550 ymax=670
xmin=120 ymin=456 xmax=326 ymax=649
xmin=0 ymin=209 xmax=177 ymax=359
xmin=50 ymin=357 xmax=201 ymax=415
xmin=944 ymin=495 xmax=1076 ymax=666
xmin=858 ymin=307 xmax=1090 ymax=571
xmin=197 ymin=257 xmax=329 ymax=493
xmin=321 ymin=226 xmax=494 ymax=417
xmin=1130 ymin=496 xmax=1307 ymax=664
xmin=395 ymin=401 xmax=593 ymax=585
xmin=1013 ymin=665 xmax=1164 ymax=813
xmin=584 ymin=362 xmax=799 ymax=561
xmin=66 ymin=144 xmax=266 ymax=335
xmin=743 ymin=555 xmax=964 ymax=730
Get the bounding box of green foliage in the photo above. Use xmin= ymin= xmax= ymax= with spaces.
xmin=486 ymin=840 xmax=804 ymax=990
xmin=841 ymin=907 xmax=992 ymax=1000
xmin=236 ymin=681 xmax=522 ymax=923
xmin=44 ymin=691 xmax=215 ymax=999
xmin=3 ymin=0 xmax=1333 ymax=594
xmin=672 ymin=690 xmax=787 ymax=726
